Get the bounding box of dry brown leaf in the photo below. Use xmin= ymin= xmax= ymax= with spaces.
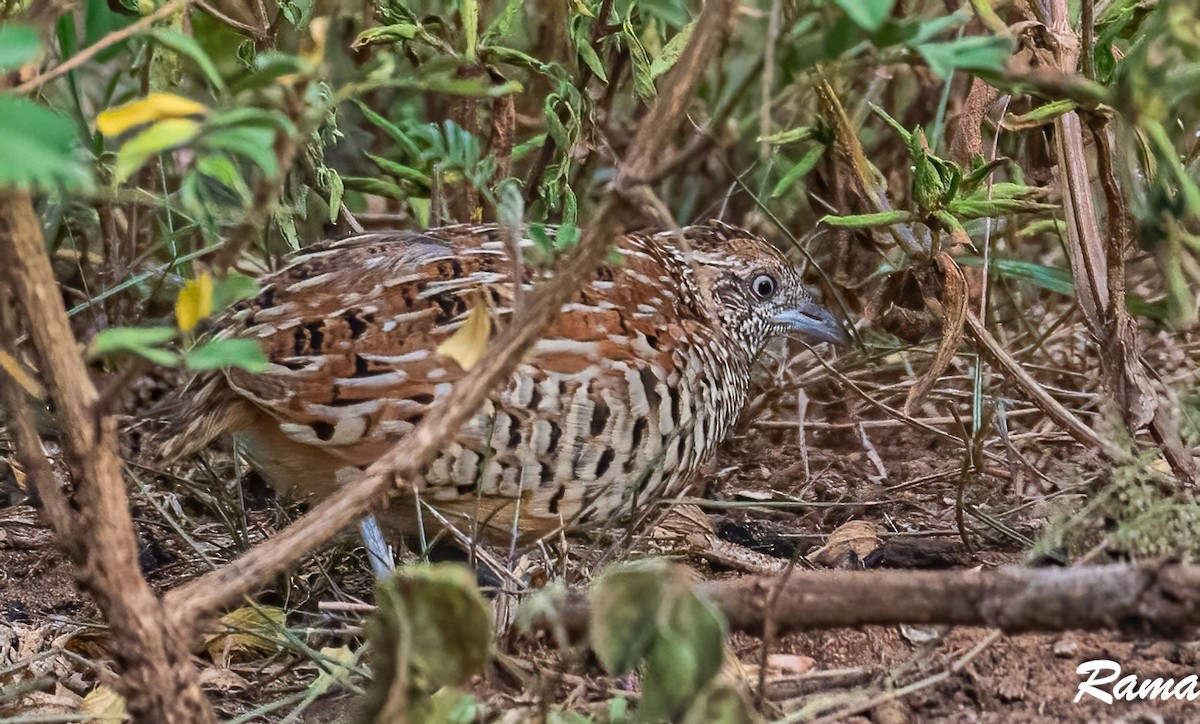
xmin=80 ymin=685 xmax=127 ymax=722
xmin=807 ymin=520 xmax=882 ymax=568
xmin=8 ymin=685 xmax=83 ymax=717
xmin=904 ymin=253 xmax=968 ymax=416
xmin=765 ymin=653 xmax=816 ymax=677
xmin=436 ymin=289 xmax=493 ymax=371
xmin=0 ymin=349 xmax=44 ymax=400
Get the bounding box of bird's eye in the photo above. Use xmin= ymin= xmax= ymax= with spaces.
xmin=751 ymin=273 xmax=778 ymax=300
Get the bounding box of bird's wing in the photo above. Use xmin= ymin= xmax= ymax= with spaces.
xmin=207 ymin=228 xmax=699 ymax=469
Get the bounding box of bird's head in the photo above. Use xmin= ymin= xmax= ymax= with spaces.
xmin=675 ymin=223 xmax=847 ymax=353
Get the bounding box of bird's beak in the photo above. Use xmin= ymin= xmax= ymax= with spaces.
xmin=772 ymin=299 xmax=848 ymax=346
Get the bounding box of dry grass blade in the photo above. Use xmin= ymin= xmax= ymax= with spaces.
xmin=963 ymin=312 xmax=1129 ymax=464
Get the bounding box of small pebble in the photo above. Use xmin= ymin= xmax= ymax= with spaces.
xmin=1052 ymin=637 xmax=1079 ymax=658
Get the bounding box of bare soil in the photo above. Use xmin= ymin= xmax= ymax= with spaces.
xmin=2 ymin=330 xmax=1198 ymax=722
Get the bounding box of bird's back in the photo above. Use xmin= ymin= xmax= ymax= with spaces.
xmin=169 ymin=224 xmax=746 ymax=539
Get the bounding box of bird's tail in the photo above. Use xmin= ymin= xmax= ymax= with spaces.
xmin=154 ymin=376 xmax=253 ymax=462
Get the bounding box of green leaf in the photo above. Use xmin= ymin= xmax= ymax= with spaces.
xmin=352 ymin=22 xmax=421 ymax=48
xmin=398 ymin=565 xmax=490 ymax=686
xmin=201 ymin=126 xmax=278 ymax=176
xmin=832 ymin=0 xmax=892 ymax=32
xmin=0 ymin=25 xmax=43 ymax=72
xmin=370 ymin=73 xmax=523 ymax=97
xmin=495 ymin=178 xmax=525 ymax=228
xmin=149 ymin=29 xmax=226 ymax=93
xmin=682 ymin=682 xmax=755 ymax=724
xmin=0 ymin=96 xmax=90 ymax=191
xmin=426 ymin=688 xmax=479 ymax=724
xmin=622 ymin=19 xmax=657 ymax=99
xmin=956 ymin=256 xmax=1075 ymax=295
xmin=195 ymin=153 xmax=251 ymax=202
xmin=354 ymin=100 xmax=422 ymax=158
xmin=185 ymin=338 xmax=268 ymax=372
xmin=480 ymin=44 xmax=554 ymax=74
xmin=562 ymin=186 xmax=578 ymax=225
xmin=576 ymin=38 xmax=609 ymax=83
xmin=528 ymin=223 xmax=555 ymax=260
xmin=482 ymin=0 xmax=526 ymax=44
xmin=113 ymin=118 xmax=200 ymax=184
xmin=409 ymin=196 xmax=431 ymax=227
xmin=212 ymin=273 xmax=259 ymax=309
xmin=325 ymin=168 xmax=344 ymax=224
xmin=868 ymin=102 xmax=913 ymax=142
xmin=903 ymin=12 xmax=970 ymax=46
xmin=362 ymin=564 xmax=490 ymax=723
xmin=366 ymin=153 xmax=432 ymax=185
xmin=590 ymin=562 xmax=667 ymax=675
xmin=1003 ymin=99 xmax=1078 ymax=130
xmin=555 ymin=223 xmax=581 ymax=250
xmin=83 ymin=0 xmax=136 ymax=54
xmin=820 ymin=210 xmax=916 ymax=228
xmin=591 ymin=560 xmax=729 ymax=721
xmin=88 ymin=326 xmax=179 ymax=366
xmin=771 ymin=145 xmax=825 ymax=198
xmin=227 ymin=52 xmax=311 ymax=94
xmin=650 ymin=20 xmax=695 ymax=79
xmin=342 ymin=175 xmax=413 ymax=200
xmin=757 ymin=125 xmax=816 ymax=146
xmin=207 ymin=107 xmax=294 ymax=131
xmin=642 ymin=628 xmax=701 ymax=721
xmin=916 ymin=35 xmax=1013 ymax=79
xmin=648 ymin=586 xmax=726 ymax=721
xmin=947 ymin=197 xmax=1057 ymax=219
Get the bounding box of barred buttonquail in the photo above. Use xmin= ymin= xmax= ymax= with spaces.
xmin=164 ymin=222 xmax=844 ymax=543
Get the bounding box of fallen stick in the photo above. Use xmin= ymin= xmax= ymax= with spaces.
xmin=531 ymin=562 xmax=1200 ymax=639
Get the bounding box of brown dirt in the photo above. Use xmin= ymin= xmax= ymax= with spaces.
xmin=2 ymin=331 xmax=1198 ymax=722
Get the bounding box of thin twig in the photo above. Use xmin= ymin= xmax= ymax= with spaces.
xmin=15 ymin=0 xmax=192 ymax=96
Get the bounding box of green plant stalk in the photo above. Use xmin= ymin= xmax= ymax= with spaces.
xmin=462 ymin=0 xmax=479 ymax=61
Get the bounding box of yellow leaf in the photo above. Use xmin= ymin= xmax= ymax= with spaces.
xmin=0 ymin=349 xmax=44 ymax=400
xmin=112 ymin=117 xmax=201 ymax=184
xmin=80 ymin=685 xmax=127 ymax=722
xmin=96 ymin=92 xmax=208 ymax=136
xmin=305 ymin=17 xmax=329 ymax=63
xmin=311 ymin=645 xmax=357 ymax=696
xmin=201 ymin=604 xmax=286 ymax=665
xmin=436 ymin=290 xmax=492 ymax=371
xmin=175 ymin=273 xmax=214 ymax=332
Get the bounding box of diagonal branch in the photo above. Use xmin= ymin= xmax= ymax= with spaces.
xmin=15 ymin=0 xmax=193 ymax=96
xmin=0 ymin=192 xmax=213 ymax=723
xmin=163 ymin=0 xmax=738 ymax=628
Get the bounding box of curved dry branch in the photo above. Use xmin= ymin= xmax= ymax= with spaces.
xmin=0 ymin=192 xmax=213 ymax=723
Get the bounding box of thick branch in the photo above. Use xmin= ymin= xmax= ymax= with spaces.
xmin=533 ymin=563 xmax=1200 ymax=640
xmin=163 ymin=0 xmax=737 ymax=627
xmin=0 ymin=192 xmax=213 ymax=722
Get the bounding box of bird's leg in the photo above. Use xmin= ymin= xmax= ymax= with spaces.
xmin=359 ymin=516 xmax=395 ymax=578
xmin=336 ymin=467 xmax=395 ymax=577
